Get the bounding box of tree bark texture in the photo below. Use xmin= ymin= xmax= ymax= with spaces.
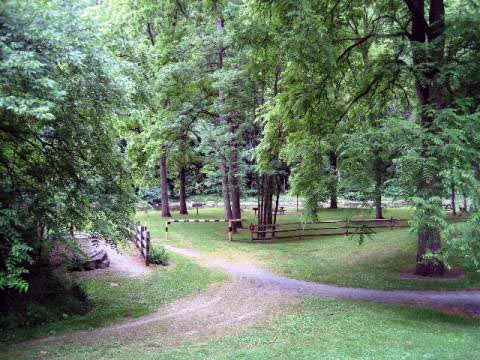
xmin=409 ymin=0 xmax=446 ymax=276
xmin=329 ymin=152 xmax=338 ymax=209
xmin=374 ymin=166 xmax=384 ymax=219
xmin=229 ymin=137 xmax=242 ymax=229
xmin=451 ymin=182 xmax=456 ymax=216
xmin=220 ymin=156 xmax=233 ymax=220
xmin=179 ymin=166 xmax=188 ymax=214
xmin=257 ymin=175 xmax=274 ymax=238
xmin=373 ymin=153 xmax=384 ymax=219
xmin=215 ymin=1 xmax=234 ymax=222
xmin=159 ymin=152 xmax=171 ymax=217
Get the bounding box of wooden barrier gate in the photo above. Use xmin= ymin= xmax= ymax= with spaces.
xmin=165 ymin=219 xmax=244 ymax=241
xmin=134 ymin=223 xmax=151 ymax=266
xmin=248 ymin=218 xmax=409 ymax=242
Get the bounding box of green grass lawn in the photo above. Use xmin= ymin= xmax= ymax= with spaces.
xmin=136 ymin=207 xmax=480 ymax=290
xmin=0 ymin=254 xmax=226 ymax=347
xmin=11 ymin=297 xmax=480 ymax=360
xmin=4 ymin=206 xmax=478 ymax=359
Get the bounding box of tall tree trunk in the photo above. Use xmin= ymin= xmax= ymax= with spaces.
xmin=257 ymin=175 xmax=264 ymax=231
xmin=257 ymin=175 xmax=274 ymax=238
xmin=329 ymin=152 xmax=338 ymax=209
xmin=159 ymin=152 xmax=171 ymax=217
xmin=215 ymin=1 xmax=232 ymax=222
xmin=220 ymin=157 xmax=232 ymax=220
xmin=273 ymin=176 xmax=281 ymax=225
xmin=451 ymin=181 xmax=456 ymax=216
xmin=179 ymin=166 xmax=188 ymax=215
xmin=373 ymin=153 xmax=384 ymax=219
xmin=374 ymin=166 xmax=384 ymax=219
xmin=410 ymin=0 xmax=446 ymax=276
xmin=262 ymin=176 xmax=273 ymax=226
xmin=474 ymin=162 xmax=480 ymax=181
xmin=230 ymin=133 xmax=242 ymax=228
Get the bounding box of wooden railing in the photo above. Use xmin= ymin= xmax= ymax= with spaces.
xmin=248 ymin=218 xmax=410 ymax=242
xmin=133 ymin=223 xmax=150 ymax=266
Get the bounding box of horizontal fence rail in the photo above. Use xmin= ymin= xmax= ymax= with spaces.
xmin=161 ymin=214 xmax=464 ymax=243
xmin=248 ymin=218 xmax=410 ymax=242
xmin=133 ymin=223 xmax=150 ymax=266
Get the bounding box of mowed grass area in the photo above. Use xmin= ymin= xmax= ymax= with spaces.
xmin=137 ymin=207 xmax=480 ymax=290
xmin=4 ymin=207 xmax=480 ymax=359
xmin=0 ymin=255 xmax=226 ymax=347
xmin=12 ymin=297 xmax=480 ymax=360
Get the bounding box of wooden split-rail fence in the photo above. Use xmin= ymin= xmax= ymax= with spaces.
xmin=133 ymin=223 xmax=151 ymax=266
xmin=247 ymin=218 xmax=410 ymax=242
xmin=163 ymin=218 xmax=410 ymax=243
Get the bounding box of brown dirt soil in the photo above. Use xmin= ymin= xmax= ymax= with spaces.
xmin=398 ymin=266 xmax=465 ymax=281
xmin=16 ymin=280 xmax=298 ymax=352
xmin=73 ymin=234 xmax=152 ymax=277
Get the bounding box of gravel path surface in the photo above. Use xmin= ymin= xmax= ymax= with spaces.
xmin=165 ymin=245 xmax=480 ymax=316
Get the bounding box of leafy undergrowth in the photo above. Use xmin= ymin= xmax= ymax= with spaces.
xmin=0 ymin=271 xmax=91 ymax=332
xmin=0 ymin=254 xmax=226 ymax=346
xmin=148 ymin=245 xmax=170 ymax=265
xmin=136 ymin=208 xmax=480 ymax=290
xmin=12 ymin=297 xmax=480 ymax=359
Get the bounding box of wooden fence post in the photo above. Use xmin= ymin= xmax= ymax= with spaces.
xmin=228 ymin=220 xmax=233 ymax=241
xmin=132 ymin=223 xmax=150 ymax=266
xmin=345 ymin=218 xmax=349 ymax=236
xmin=390 ymin=217 xmax=394 ymax=230
xmin=145 ymin=230 xmax=150 ymax=266
xmin=165 ymin=221 xmax=169 ymax=241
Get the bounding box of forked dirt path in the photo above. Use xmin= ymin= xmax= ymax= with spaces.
xmin=165 ymin=245 xmax=480 ymax=316
xmin=13 ymin=243 xmax=480 ymax=357
xmin=16 ymin=280 xmax=299 ymax=353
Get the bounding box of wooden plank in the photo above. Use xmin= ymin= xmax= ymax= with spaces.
xmin=145 ymin=231 xmax=150 ymax=266
xmin=254 ymin=228 xmax=301 ymax=234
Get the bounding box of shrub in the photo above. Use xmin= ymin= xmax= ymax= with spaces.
xmin=0 ymin=270 xmax=91 ymax=331
xmin=148 ymin=246 xmax=170 ymax=266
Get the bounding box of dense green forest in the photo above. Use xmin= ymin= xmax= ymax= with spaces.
xmin=1 ymin=0 xmax=480 ymax=320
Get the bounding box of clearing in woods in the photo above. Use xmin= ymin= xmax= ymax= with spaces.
xmin=6 ymin=241 xmax=480 ymax=359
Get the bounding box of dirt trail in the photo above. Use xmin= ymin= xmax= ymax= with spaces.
xmin=165 ymin=245 xmax=480 ymax=316
xmin=13 ymin=243 xmax=480 ymax=357
xmin=17 ymin=281 xmax=298 ymax=351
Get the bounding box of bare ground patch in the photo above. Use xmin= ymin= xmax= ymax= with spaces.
xmin=398 ymin=266 xmax=465 ymax=281
xmin=72 ymin=236 xmax=152 ymax=278
xmin=9 ymin=244 xmax=480 ymax=359
xmin=13 ymin=280 xmax=299 ymax=356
